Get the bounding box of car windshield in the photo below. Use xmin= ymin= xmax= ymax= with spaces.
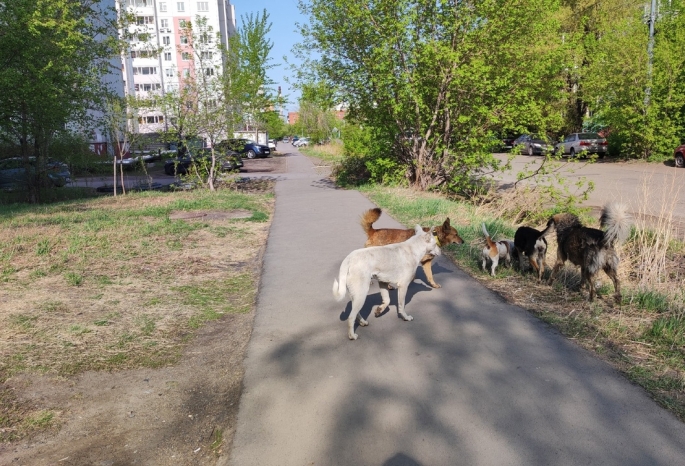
xmin=579 ymin=133 xmax=601 ymax=139
xmin=531 ymin=135 xmax=548 ymax=142
xmin=246 ymin=140 xmax=256 ymax=144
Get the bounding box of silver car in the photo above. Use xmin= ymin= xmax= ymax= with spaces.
xmin=554 ymin=132 xmax=607 ymax=158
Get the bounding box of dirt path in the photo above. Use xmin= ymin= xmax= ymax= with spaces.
xmin=0 ymin=156 xmax=287 ymax=466
xmin=1 ymin=313 xmax=252 ymax=465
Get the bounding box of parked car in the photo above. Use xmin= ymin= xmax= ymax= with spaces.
xmin=293 ymin=137 xmax=310 ymax=147
xmin=513 ymin=134 xmax=553 ymax=156
xmin=498 ymin=133 xmax=518 ymax=151
xmin=268 ymin=139 xmax=276 ymax=150
xmin=164 ymin=149 xmax=243 ymax=176
xmin=217 ymin=138 xmax=271 ymax=159
xmin=554 ymin=132 xmax=607 ymax=158
xmin=0 ymin=157 xmax=71 ymax=190
xmin=674 ymin=143 xmax=685 ymax=168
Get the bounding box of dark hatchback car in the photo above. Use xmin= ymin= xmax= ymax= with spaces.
xmin=218 ymin=138 xmax=271 ymax=159
xmin=513 ymin=134 xmax=553 ymax=156
xmin=0 ymin=157 xmax=71 ymax=190
xmin=499 ymin=133 xmax=518 ymax=151
xmin=164 ymin=149 xmax=243 ymax=176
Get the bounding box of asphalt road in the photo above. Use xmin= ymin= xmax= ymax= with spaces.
xmin=224 ymin=147 xmax=685 ymax=466
xmin=493 ymin=153 xmax=685 ymax=229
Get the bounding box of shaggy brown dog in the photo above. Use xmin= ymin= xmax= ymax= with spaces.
xmin=361 ymin=208 xmax=464 ymax=288
xmin=540 ymin=203 xmax=632 ymax=303
xmin=514 ymin=226 xmax=548 ymax=281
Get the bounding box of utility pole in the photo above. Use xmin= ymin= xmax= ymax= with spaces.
xmin=644 ymin=0 xmax=657 ymax=108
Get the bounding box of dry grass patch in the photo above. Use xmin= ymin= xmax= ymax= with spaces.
xmin=0 ymin=183 xmax=274 ymax=441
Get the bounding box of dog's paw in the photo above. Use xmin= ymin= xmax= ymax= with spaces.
xmin=374 ymin=306 xmax=383 ymax=317
xmin=430 ymin=283 xmax=441 ymax=289
xmin=402 ymin=315 xmax=414 ymax=322
xmin=348 ymin=333 xmax=358 ymax=340
xmin=358 ymin=318 xmax=369 ymax=327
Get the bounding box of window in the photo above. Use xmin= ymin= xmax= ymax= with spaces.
xmin=201 ymin=51 xmax=213 ymax=60
xmin=130 ymin=0 xmax=150 ymax=6
xmin=137 ymin=33 xmax=150 ymax=42
xmin=179 ymin=19 xmax=188 ymax=27
xmin=136 ymin=83 xmax=161 ymax=92
xmin=145 ymin=115 xmax=164 ymax=123
xmin=164 ymin=52 xmax=172 ymax=61
xmin=160 ymin=19 xmax=169 ymax=28
xmin=199 ymin=32 xmax=212 ymax=43
xmin=144 ymin=115 xmax=164 ymax=124
xmin=162 ymin=36 xmax=170 ymax=45
xmin=132 ymin=66 xmax=157 ymax=75
xmin=180 ymin=36 xmax=188 ymax=45
xmin=131 ymin=50 xmax=157 ymax=59
xmin=165 ymin=68 xmax=174 ymax=77
xmin=197 ymin=2 xmax=209 ymax=11
xmin=204 ymin=67 xmax=214 ymax=76
xmin=177 ymin=2 xmax=185 ymax=12
xmin=181 ymin=52 xmax=191 ymax=61
xmin=136 ymin=16 xmax=154 ymax=25
xmin=183 ymin=68 xmax=190 ymax=78
xmin=159 ymin=2 xmax=167 ymax=12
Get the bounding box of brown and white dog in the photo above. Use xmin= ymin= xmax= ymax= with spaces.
xmin=481 ymin=223 xmax=515 ymax=276
xmin=361 ymin=208 xmax=463 ymax=288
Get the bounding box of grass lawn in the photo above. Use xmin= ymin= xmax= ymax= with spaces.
xmin=0 ymin=183 xmax=274 ymax=441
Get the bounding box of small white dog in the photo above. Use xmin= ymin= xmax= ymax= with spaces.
xmin=333 ymin=225 xmax=441 ymax=340
xmin=481 ymin=223 xmax=515 ymax=276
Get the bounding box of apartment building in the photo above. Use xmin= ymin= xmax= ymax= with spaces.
xmin=120 ymin=0 xmax=236 ymax=134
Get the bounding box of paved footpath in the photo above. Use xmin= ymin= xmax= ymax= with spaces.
xmin=225 ymin=149 xmax=685 ymax=466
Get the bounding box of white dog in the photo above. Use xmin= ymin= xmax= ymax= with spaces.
xmin=333 ymin=225 xmax=441 ymax=340
xmin=481 ymin=223 xmax=515 ymax=276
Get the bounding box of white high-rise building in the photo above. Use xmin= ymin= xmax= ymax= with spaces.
xmin=119 ymin=0 xmax=236 ymax=134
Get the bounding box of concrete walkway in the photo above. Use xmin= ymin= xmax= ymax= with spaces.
xmin=226 ymin=149 xmax=685 ymax=466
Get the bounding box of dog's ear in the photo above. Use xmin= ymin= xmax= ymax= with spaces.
xmin=443 ymin=218 xmax=451 ymax=228
xmin=414 ymin=224 xmax=424 ymax=235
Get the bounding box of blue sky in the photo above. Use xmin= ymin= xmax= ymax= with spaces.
xmin=230 ymin=0 xmax=308 ymax=114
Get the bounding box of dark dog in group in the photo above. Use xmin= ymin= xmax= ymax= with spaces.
xmin=361 ymin=208 xmax=464 ymax=288
xmin=540 ymin=202 xmax=632 ymax=303
xmin=514 ymin=226 xmax=548 ymax=281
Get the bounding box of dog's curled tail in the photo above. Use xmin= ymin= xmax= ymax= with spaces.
xmin=332 ymin=256 xmax=350 ymax=302
xmin=360 ymin=208 xmax=382 ymax=236
xmin=600 ymin=202 xmax=632 ymax=246
xmin=482 ymin=223 xmax=496 ymax=248
xmin=481 ymin=222 xmax=490 ymax=239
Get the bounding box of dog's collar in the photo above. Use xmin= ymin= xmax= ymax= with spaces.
xmin=433 ymin=233 xmax=441 ymax=247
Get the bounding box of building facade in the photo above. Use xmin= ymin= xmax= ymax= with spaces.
xmin=120 ymin=0 xmax=236 ymax=134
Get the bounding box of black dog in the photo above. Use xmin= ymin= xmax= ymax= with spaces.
xmin=514 ymin=226 xmax=548 ymax=281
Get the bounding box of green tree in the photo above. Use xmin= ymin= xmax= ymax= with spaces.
xmin=232 ymin=10 xmax=283 ymax=142
xmin=262 ymin=110 xmax=288 ymax=140
xmin=0 ymin=0 xmax=124 ymax=202
xmin=297 ymin=0 xmax=567 ymax=192
xmin=293 ymin=81 xmax=339 ymax=143
xmin=155 ymin=16 xmax=228 ymax=190
xmin=582 ymin=0 xmax=685 ymax=159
